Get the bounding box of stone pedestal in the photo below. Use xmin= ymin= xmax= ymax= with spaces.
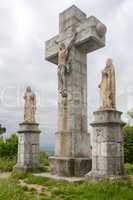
xmin=13 ymin=122 xmax=41 ymax=172
xmin=86 ymin=110 xmax=125 ymax=180
xmin=49 ymin=156 xmax=92 ymax=177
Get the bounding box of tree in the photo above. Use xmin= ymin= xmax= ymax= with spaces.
xmin=0 ymin=125 xmax=6 ymax=140
xmin=0 ymin=134 xmax=18 ymax=158
xmin=123 ymin=125 xmax=133 ymax=163
xmin=127 ymin=109 xmax=133 ymax=126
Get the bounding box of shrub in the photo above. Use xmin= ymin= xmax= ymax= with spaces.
xmin=0 ymin=134 xmax=18 ymax=158
xmin=124 ymin=163 xmax=133 ymax=175
xmin=0 ymin=157 xmax=16 ymax=172
xmin=39 ymin=151 xmax=49 ymax=172
xmin=123 ymin=125 xmax=133 ymax=163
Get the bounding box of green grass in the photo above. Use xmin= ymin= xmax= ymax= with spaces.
xmin=0 ymin=168 xmax=133 ymax=200
xmin=0 ymin=179 xmax=38 ymax=200
xmin=20 ymin=174 xmax=133 ymax=200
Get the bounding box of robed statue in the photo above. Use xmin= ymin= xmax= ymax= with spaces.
xmin=56 ymin=32 xmax=77 ymax=97
xmin=24 ymin=87 xmax=36 ymax=123
xmin=99 ymin=58 xmax=116 ymax=110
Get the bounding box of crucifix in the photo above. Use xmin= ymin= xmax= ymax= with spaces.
xmin=45 ymin=5 xmax=107 ymax=177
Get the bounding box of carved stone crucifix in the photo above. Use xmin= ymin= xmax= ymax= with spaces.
xmin=45 ymin=5 xmax=107 ymax=177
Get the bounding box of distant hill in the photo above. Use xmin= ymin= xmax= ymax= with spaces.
xmin=40 ymin=143 xmax=54 ymax=156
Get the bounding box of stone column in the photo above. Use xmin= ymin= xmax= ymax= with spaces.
xmin=86 ymin=110 xmax=125 ymax=180
xmin=49 ymin=46 xmax=92 ymax=177
xmin=13 ymin=122 xmax=41 ymax=172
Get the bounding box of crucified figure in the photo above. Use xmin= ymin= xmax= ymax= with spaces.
xmin=56 ymin=32 xmax=77 ymax=97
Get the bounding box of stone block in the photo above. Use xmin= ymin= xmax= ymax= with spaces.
xmin=55 ymin=131 xmax=72 ymax=157
xmin=59 ymin=5 xmax=86 ymax=32
xmin=13 ymin=122 xmax=41 ymax=173
xmin=86 ymin=110 xmax=125 ymax=180
xmin=92 ymin=125 xmax=123 ymax=143
xmin=49 ymin=156 xmax=91 ymax=177
xmin=92 ymin=110 xmax=122 ymax=124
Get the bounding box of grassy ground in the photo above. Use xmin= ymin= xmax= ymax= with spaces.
xmin=25 ymin=175 xmax=133 ymax=200
xmin=0 ymin=154 xmax=133 ymax=200
xmin=0 ymin=179 xmax=39 ymax=200
xmin=0 ymin=173 xmax=133 ymax=200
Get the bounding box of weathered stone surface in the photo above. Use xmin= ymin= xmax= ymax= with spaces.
xmin=33 ymin=173 xmax=85 ymax=183
xmin=45 ymin=5 xmax=106 ymax=178
xmin=45 ymin=7 xmax=106 ymax=64
xmin=86 ymin=110 xmax=125 ymax=180
xmin=49 ymin=156 xmax=92 ymax=177
xmin=13 ymin=122 xmax=41 ymax=172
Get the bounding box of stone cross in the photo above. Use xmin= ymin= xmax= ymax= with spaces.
xmin=45 ymin=5 xmax=107 ymax=177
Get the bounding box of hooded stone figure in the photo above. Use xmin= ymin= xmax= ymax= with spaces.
xmin=24 ymin=86 xmax=36 ymax=122
xmin=99 ymin=58 xmax=116 ymax=110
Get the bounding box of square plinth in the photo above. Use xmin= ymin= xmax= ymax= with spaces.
xmin=49 ymin=156 xmax=92 ymax=177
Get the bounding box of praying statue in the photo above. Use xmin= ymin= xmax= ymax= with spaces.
xmin=56 ymin=32 xmax=77 ymax=97
xmin=99 ymin=58 xmax=116 ymax=110
xmin=24 ymin=86 xmax=36 ymax=123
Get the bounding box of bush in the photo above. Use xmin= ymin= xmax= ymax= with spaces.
xmin=124 ymin=163 xmax=133 ymax=175
xmin=123 ymin=125 xmax=133 ymax=163
xmin=0 ymin=157 xmax=16 ymax=172
xmin=39 ymin=151 xmax=49 ymax=172
xmin=0 ymin=134 xmax=18 ymax=158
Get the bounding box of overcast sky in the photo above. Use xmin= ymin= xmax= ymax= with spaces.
xmin=0 ymin=0 xmax=133 ymax=149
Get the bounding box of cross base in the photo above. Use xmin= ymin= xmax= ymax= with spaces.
xmin=33 ymin=172 xmax=85 ymax=183
xmin=49 ymin=156 xmax=92 ymax=177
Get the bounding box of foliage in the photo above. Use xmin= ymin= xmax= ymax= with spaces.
xmin=0 ymin=134 xmax=18 ymax=172
xmin=123 ymin=125 xmax=133 ymax=163
xmin=0 ymin=157 xmax=16 ymax=172
xmin=39 ymin=151 xmax=49 ymax=172
xmin=125 ymin=163 xmax=133 ymax=175
xmin=127 ymin=110 xmax=133 ymax=119
xmin=0 ymin=125 xmax=6 ymax=136
xmin=0 ymin=134 xmax=18 ymax=158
